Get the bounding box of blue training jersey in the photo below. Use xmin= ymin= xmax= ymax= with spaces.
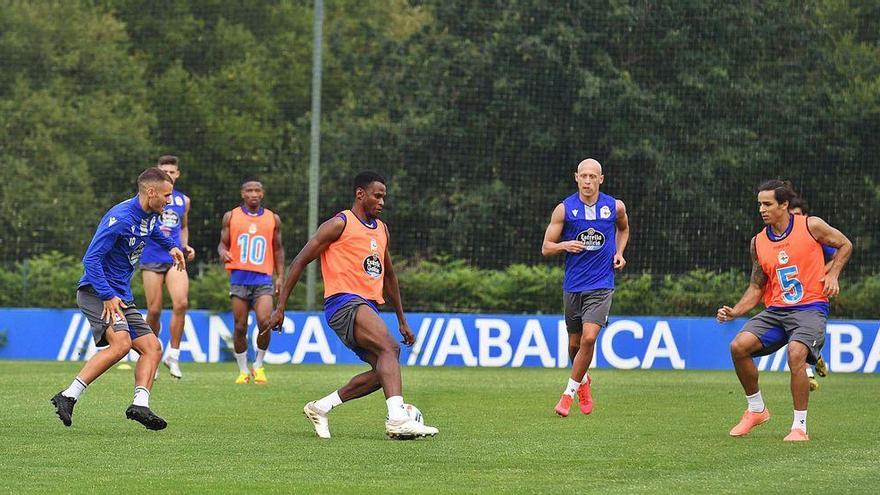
xmin=78 ymin=196 xmax=179 ymax=302
xmin=561 ymin=192 xmax=617 ymax=292
xmin=141 ymin=189 xmax=187 ymax=265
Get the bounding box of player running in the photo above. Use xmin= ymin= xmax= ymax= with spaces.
xmin=266 ymin=171 xmax=438 ymax=440
xmin=218 ymin=178 xmax=284 ymax=384
xmin=747 ymin=197 xmax=834 ymax=391
xmin=542 ymin=158 xmax=629 ymax=417
xmin=717 ymin=180 xmax=851 ymax=441
xmin=50 ymin=168 xmax=186 ymax=430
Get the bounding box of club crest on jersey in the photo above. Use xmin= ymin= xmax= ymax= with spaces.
xmin=248 ymin=223 xmax=257 ymax=234
xmin=778 ymin=250 xmax=789 ymax=265
xmin=370 ymin=238 xmax=378 ymax=252
xmin=161 ymin=209 xmax=180 ymax=228
xmin=576 ymin=228 xmax=605 ymax=251
xmin=175 ymin=196 xmax=184 ymax=207
xmin=363 ymin=254 xmax=383 ymax=279
xmin=600 ymin=205 xmax=611 ymax=219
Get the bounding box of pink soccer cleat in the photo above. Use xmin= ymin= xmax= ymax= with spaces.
xmin=555 ymin=395 xmax=573 ymax=417
xmin=729 ymin=409 xmax=771 ymax=437
xmin=577 ymin=374 xmax=593 ymax=415
xmin=783 ymin=428 xmax=810 ymax=442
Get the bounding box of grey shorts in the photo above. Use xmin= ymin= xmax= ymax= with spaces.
xmin=229 ymin=284 xmax=274 ymax=301
xmin=564 ymin=289 xmax=614 ymax=333
xmin=141 ymin=262 xmax=173 ymax=273
xmin=76 ymin=288 xmax=152 ymax=346
xmin=326 ymin=298 xmax=375 ymax=362
xmin=742 ymin=308 xmax=826 ymax=365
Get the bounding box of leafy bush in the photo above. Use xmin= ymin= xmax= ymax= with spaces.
xmin=1 ymin=254 xmax=878 ymax=319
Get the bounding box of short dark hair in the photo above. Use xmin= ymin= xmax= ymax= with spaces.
xmin=137 ymin=167 xmax=173 ymax=189
xmin=353 ymin=171 xmax=386 ymax=194
xmin=758 ymin=179 xmax=797 ymax=206
xmin=157 ymin=155 xmax=179 ymax=167
xmin=240 ymin=177 xmax=262 ymax=188
xmin=788 ymin=196 xmax=810 ymax=214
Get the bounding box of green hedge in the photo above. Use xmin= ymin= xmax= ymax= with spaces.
xmin=1 ymin=252 xmax=877 ymax=318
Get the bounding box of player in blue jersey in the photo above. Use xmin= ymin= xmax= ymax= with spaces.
xmin=50 ymin=168 xmax=187 ymax=430
xmin=141 ymin=155 xmax=195 ymax=379
xmin=542 ymin=158 xmax=629 ymax=417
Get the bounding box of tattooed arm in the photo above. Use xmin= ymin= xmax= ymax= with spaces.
xmin=717 ymin=236 xmax=767 ymax=322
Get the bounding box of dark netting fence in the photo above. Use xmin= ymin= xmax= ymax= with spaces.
xmin=1 ymin=1 xmax=878 ymax=311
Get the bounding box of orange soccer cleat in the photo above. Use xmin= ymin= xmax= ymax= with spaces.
xmin=555 ymin=394 xmax=573 ymax=417
xmin=729 ymin=409 xmax=771 ymax=437
xmin=783 ymin=428 xmax=810 ymax=442
xmin=577 ymin=373 xmax=593 ymax=415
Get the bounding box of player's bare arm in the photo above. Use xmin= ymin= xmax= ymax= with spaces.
xmin=614 ymin=199 xmax=629 ymax=270
xmin=717 ymin=237 xmax=766 ymax=322
xmin=217 ymin=211 xmax=233 ymax=262
xmin=182 ymin=195 xmax=195 ymax=261
xmin=272 ymin=213 xmax=285 ymax=297
xmin=541 ymin=203 xmax=585 ymax=256
xmin=382 ymin=225 xmax=414 ymax=346
xmin=266 ymin=216 xmax=345 ymax=330
xmin=807 ymin=216 xmax=853 ymax=297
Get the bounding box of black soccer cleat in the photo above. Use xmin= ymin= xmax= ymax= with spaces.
xmin=125 ymin=405 xmax=167 ymax=431
xmin=50 ymin=392 xmax=76 ymax=427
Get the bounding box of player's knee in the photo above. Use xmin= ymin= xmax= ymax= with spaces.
xmin=108 ymin=341 xmax=132 ymax=360
xmin=255 ymin=316 xmax=271 ymax=331
xmin=146 ymin=307 xmax=161 ymax=320
xmin=141 ymin=341 xmax=162 ymax=360
xmin=380 ymin=339 xmax=400 ymax=357
xmin=579 ymin=334 xmax=597 ymax=348
xmin=730 ymin=339 xmax=751 ymax=358
xmin=233 ymin=325 xmax=248 ymax=337
xmin=787 ymin=344 xmax=809 ymax=368
xmin=172 ymin=298 xmax=189 ymax=313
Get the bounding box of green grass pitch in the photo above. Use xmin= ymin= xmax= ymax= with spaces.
xmin=1 ymin=361 xmax=878 ymax=494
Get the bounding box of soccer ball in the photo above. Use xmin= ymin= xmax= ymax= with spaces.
xmin=404 ymin=403 xmax=424 ymax=424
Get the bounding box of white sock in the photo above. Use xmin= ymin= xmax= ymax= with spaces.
xmin=253 ymin=347 xmax=267 ymax=369
xmin=564 ymin=378 xmax=580 ymax=397
xmin=314 ymin=391 xmax=343 ymax=415
xmin=581 ymin=372 xmax=590 ymax=384
xmin=805 ymin=367 xmax=815 ymax=378
xmin=792 ymin=410 xmax=807 ymax=432
xmin=234 ymin=351 xmax=249 ymax=374
xmin=167 ymin=347 xmax=180 ymax=361
xmin=133 ymin=386 xmax=150 ymax=407
xmin=62 ymin=377 xmax=87 ymax=400
xmin=746 ymin=391 xmax=765 ymax=413
xmin=386 ymin=395 xmax=407 ymax=421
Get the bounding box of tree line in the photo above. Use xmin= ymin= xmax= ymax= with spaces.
xmin=1 ymin=1 xmax=877 ymax=277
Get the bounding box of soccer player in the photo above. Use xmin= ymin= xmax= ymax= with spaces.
xmin=541 ymin=158 xmax=629 ymax=417
xmin=50 ymin=168 xmax=186 ymax=430
xmin=140 ymin=155 xmax=195 ymax=379
xmin=748 ymin=197 xmax=834 ymax=391
xmin=717 ymin=180 xmax=851 ymax=441
xmin=218 ymin=178 xmax=284 ymax=384
xmin=266 ymin=171 xmax=439 ymax=440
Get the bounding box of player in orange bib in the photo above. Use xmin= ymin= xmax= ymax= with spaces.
xmin=267 ymin=171 xmax=438 ymax=440
xmin=218 ymin=178 xmax=284 ymax=385
xmin=717 ymin=180 xmax=851 ymax=442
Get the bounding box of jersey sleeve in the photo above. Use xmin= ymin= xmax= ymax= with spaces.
xmin=81 ymin=214 xmax=124 ymax=300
